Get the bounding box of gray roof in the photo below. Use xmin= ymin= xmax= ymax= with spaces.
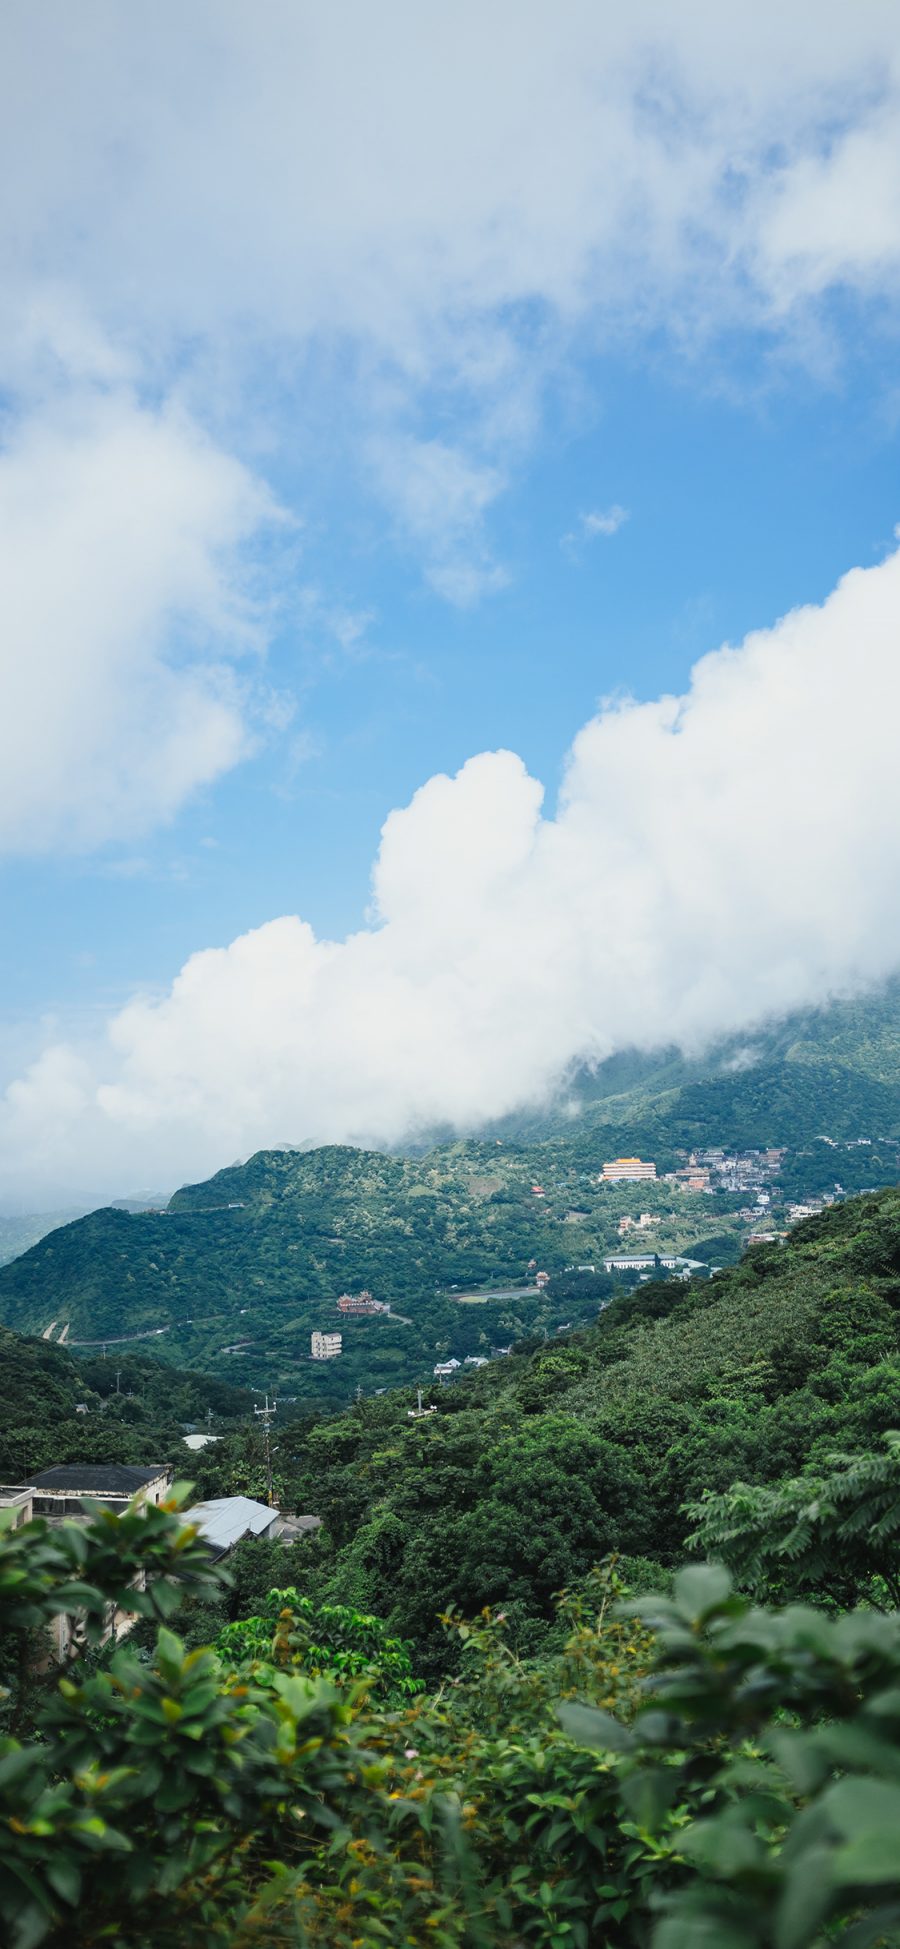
xmin=29 ymin=1464 xmax=167 ymax=1493
xmin=187 ymin=1495 xmax=280 ymax=1555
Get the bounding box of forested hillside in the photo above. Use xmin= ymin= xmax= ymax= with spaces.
xmin=0 ymin=1326 xmax=252 ymax=1482
xmin=7 ymin=1189 xmax=900 ymax=1947
xmin=1 ymin=982 xmax=899 ymax=1410
xmin=206 ymin=1186 xmax=900 ymax=1672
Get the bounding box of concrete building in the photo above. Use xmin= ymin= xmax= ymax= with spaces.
xmin=8 ymin=1464 xmax=172 ymax=1519
xmin=0 ymin=1465 xmax=173 ymax=1662
xmin=602 ymin=1157 xmax=657 ymax=1182
xmin=311 ymin=1330 xmax=342 ymax=1359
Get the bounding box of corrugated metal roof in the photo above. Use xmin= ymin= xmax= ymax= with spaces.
xmin=187 ymin=1495 xmax=279 ymax=1554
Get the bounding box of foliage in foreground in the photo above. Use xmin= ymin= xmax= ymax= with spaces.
xmin=5 ymin=1487 xmax=900 ymax=1947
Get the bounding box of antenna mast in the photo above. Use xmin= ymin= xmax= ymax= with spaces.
xmin=253 ymin=1394 xmax=278 ymax=1506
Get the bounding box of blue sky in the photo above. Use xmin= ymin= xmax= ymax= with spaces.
xmin=4 ymin=341 xmax=896 ymax=1022
xmin=2 ymin=3 xmax=900 ymax=1202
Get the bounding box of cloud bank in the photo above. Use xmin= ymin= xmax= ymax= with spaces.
xmin=4 ymin=542 xmax=900 ymax=1201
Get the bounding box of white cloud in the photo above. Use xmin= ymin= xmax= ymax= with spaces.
xmin=562 ymin=506 xmax=630 ymax=555
xmin=583 ymin=507 xmax=629 ymax=539
xmin=1 ymin=3 xmax=900 ymax=608
xmin=367 ymin=434 xmax=508 ymax=605
xmin=0 ymin=391 xmax=281 ymax=852
xmin=4 ymin=541 xmax=900 ymax=1201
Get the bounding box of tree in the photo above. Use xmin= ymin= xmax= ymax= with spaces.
xmin=686 ymin=1431 xmax=900 ymax=1607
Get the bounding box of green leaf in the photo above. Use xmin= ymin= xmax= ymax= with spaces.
xmin=673 ymin=1563 xmax=734 ymax=1620
xmin=557 ymin=1703 xmax=632 ymax=1751
xmin=44 ymin=1857 xmax=82 ymax=1907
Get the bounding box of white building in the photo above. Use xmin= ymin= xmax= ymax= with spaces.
xmin=311 ymin=1330 xmax=342 ymax=1360
xmin=601 ymin=1157 xmax=657 ymax=1182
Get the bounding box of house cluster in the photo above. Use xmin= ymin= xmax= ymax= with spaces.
xmin=617 ymin=1212 xmax=660 ymax=1237
xmin=0 ymin=1464 xmax=320 ymax=1663
xmin=434 ymin=1353 xmax=490 ymax=1382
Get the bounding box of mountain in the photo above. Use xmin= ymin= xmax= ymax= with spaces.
xmin=276 ymin=1184 xmax=900 ymax=1670
xmin=0 ymin=981 xmax=898 ymax=1408
xmin=495 ymin=978 xmax=900 ymax=1153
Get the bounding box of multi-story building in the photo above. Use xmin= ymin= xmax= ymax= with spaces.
xmin=601 ymin=1157 xmax=657 ymax=1182
xmin=311 ymin=1331 xmax=342 ymax=1360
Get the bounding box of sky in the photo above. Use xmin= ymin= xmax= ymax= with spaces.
xmin=3 ymin=0 xmax=900 ymax=1206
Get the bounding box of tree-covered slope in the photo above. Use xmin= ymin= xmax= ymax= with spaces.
xmin=0 ymin=1323 xmax=253 ymax=1482
xmin=256 ymin=1187 xmax=900 ymax=1669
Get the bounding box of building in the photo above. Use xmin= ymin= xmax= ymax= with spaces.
xmin=434 ymin=1358 xmax=461 ymax=1381
xmin=311 ymin=1330 xmax=342 ymax=1360
xmin=0 ymin=1465 xmax=173 ymax=1662
xmin=602 ymin=1252 xmax=659 ymax=1272
xmin=336 ymin=1290 xmax=388 ymax=1315
xmin=619 ymin=1212 xmax=659 ymax=1235
xmin=0 ymin=1487 xmax=34 ymax=1529
xmin=535 ymin=1269 xmax=550 ymax=1288
xmin=186 ymin=1495 xmax=284 ymax=1561
xmin=666 ymin=1166 xmax=712 ymax=1192
xmin=8 ymin=1464 xmax=172 ymax=1520
xmin=601 ymin=1157 xmax=657 ymax=1182
xmin=464 ymin=1354 xmax=488 ymax=1367
xmin=602 ymin=1252 xmax=707 ymax=1276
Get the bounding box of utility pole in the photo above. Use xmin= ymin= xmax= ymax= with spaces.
xmin=115 ymin=1369 xmax=122 ymax=1394
xmin=253 ymin=1395 xmax=278 ymax=1507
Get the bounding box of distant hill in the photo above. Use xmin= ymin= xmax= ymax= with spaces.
xmin=0 ymin=1196 xmax=171 ymax=1269
xmin=0 ymin=1324 xmax=253 ymax=1482
xmin=0 ymin=981 xmax=898 ymax=1408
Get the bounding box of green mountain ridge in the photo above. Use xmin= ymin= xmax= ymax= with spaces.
xmin=1 ymin=981 xmax=898 ymax=1409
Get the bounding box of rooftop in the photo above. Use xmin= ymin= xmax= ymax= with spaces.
xmin=28 ymin=1464 xmax=168 ymax=1493
xmin=187 ymin=1494 xmax=279 ymax=1556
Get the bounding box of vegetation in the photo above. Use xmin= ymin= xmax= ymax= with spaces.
xmin=6 ymin=1477 xmax=900 ymax=1945
xmin=3 ymin=1180 xmax=900 ymax=1939
xmin=0 ymin=1325 xmax=253 ymax=1481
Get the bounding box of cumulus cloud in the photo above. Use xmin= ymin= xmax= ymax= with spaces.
xmin=0 ymin=391 xmax=280 ymax=852
xmin=4 ymin=541 xmax=900 ymax=1201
